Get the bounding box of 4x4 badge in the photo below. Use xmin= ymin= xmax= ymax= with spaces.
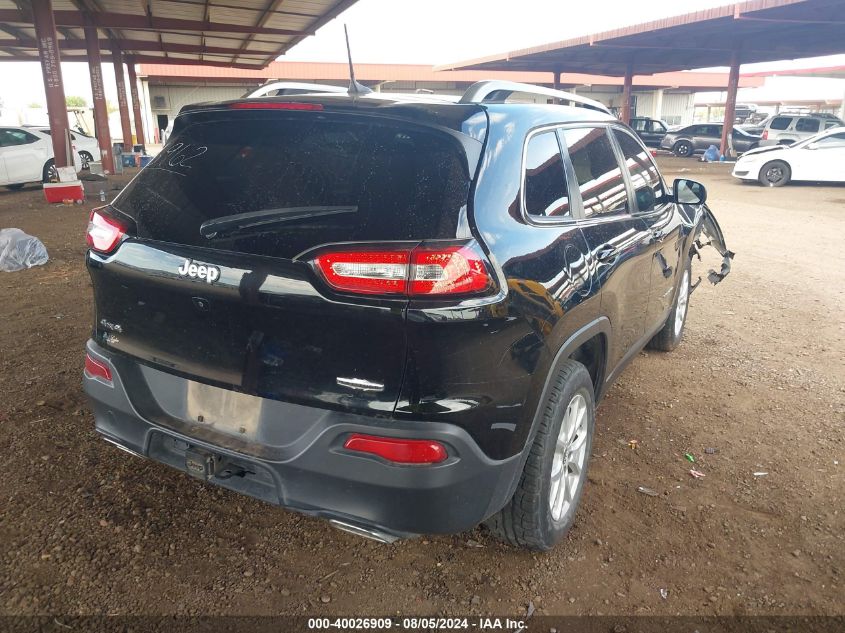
xmin=177 ymin=259 xmax=220 ymax=283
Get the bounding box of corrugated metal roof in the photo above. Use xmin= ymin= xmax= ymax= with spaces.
xmin=0 ymin=0 xmax=359 ymax=68
xmin=435 ymin=0 xmax=845 ymax=76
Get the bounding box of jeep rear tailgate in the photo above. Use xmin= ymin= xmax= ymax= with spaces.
xmin=87 ymin=106 xmax=483 ymax=415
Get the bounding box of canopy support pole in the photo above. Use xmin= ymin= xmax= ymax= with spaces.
xmin=720 ymin=50 xmax=741 ymax=159
xmin=111 ymin=44 xmax=134 ymax=152
xmin=621 ymin=63 xmax=633 ymax=124
xmin=84 ymin=17 xmax=114 ymax=174
xmin=32 ymin=0 xmax=70 ymax=169
xmin=126 ymin=57 xmax=146 ymax=149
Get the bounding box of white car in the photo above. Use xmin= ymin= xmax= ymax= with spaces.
xmin=732 ymin=126 xmax=845 ymax=187
xmin=0 ymin=127 xmax=82 ymax=190
xmin=30 ymin=126 xmax=101 ymax=170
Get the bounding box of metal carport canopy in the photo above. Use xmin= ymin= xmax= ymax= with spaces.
xmin=0 ymin=0 xmax=360 ymax=68
xmin=435 ymin=0 xmax=845 ymax=154
xmin=0 ymin=0 xmax=359 ymax=176
xmin=434 ymin=0 xmax=845 ymax=76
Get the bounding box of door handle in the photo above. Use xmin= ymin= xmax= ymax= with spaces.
xmin=596 ymin=246 xmax=618 ymax=263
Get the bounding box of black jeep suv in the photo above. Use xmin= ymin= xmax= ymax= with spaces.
xmin=83 ymin=81 xmax=731 ymax=550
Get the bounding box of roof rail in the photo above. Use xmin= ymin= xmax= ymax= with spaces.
xmin=459 ymin=80 xmax=611 ymax=115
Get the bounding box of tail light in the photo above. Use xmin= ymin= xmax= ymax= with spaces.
xmin=762 ymin=130 xmax=768 ymax=140
xmin=311 ymin=242 xmax=494 ymax=297
xmin=343 ymin=434 xmax=447 ymax=464
xmin=86 ymin=208 xmax=126 ymax=253
xmin=84 ymin=353 xmax=112 ymax=383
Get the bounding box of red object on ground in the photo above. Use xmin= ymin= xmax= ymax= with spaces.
xmin=43 ymin=180 xmax=85 ymax=204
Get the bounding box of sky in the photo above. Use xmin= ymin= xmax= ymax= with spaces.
xmin=0 ymin=0 xmax=843 ymax=120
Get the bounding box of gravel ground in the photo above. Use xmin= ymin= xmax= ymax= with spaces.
xmin=0 ymin=158 xmax=843 ymax=619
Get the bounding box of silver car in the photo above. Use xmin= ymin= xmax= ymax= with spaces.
xmin=759 ymin=113 xmax=842 ymax=147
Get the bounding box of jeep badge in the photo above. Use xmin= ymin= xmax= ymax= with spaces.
xmin=177 ymin=259 xmax=220 ymax=283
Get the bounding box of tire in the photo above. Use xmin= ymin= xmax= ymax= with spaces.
xmin=79 ymin=151 xmax=93 ymax=170
xmin=42 ymin=159 xmax=58 ymax=183
xmin=5 ymin=183 xmax=25 ymax=191
xmin=673 ymin=140 xmax=693 ymax=157
xmin=758 ymin=160 xmax=791 ymax=187
xmin=648 ymin=261 xmax=691 ymax=352
xmin=485 ymin=359 xmax=595 ymax=551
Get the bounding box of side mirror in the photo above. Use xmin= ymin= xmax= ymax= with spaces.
xmin=673 ymin=178 xmax=707 ymax=205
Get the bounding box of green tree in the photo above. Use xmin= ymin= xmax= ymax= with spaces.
xmin=66 ymin=95 xmax=87 ymax=108
xmin=27 ymin=102 xmax=42 ymax=109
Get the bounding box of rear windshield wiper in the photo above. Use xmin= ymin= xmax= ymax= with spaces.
xmin=200 ymin=205 xmax=357 ymax=239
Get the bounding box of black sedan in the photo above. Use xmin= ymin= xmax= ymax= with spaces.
xmin=661 ymin=123 xmax=761 ymax=157
xmin=629 ymin=117 xmax=669 ymax=147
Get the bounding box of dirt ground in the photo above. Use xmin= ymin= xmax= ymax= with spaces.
xmin=0 ymin=158 xmax=843 ymax=620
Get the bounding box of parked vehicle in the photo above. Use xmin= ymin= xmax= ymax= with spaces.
xmin=28 ymin=126 xmax=101 ymax=169
xmin=83 ymin=81 xmax=731 ymax=550
xmin=733 ymin=103 xmax=758 ymax=124
xmin=732 ymin=126 xmax=845 ymax=186
xmin=245 ymin=81 xmax=347 ymax=99
xmin=0 ymin=126 xmax=81 ymax=190
xmin=758 ymin=112 xmax=843 ymax=147
xmin=661 ymin=123 xmax=760 ymax=157
xmin=629 ymin=117 xmax=669 ymax=147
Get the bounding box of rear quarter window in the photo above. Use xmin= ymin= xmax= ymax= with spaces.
xmin=523 ymin=130 xmax=570 ymax=218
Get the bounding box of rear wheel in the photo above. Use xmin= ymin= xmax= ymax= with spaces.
xmin=42 ymin=159 xmax=58 ymax=183
xmin=485 ymin=359 xmax=595 ymax=551
xmin=648 ymin=262 xmax=691 ymax=352
xmin=673 ymin=140 xmax=693 ymax=157
xmin=758 ymin=160 xmax=791 ymax=187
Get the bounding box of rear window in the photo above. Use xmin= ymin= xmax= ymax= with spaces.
xmin=769 ymin=117 xmax=791 ymax=130
xmin=113 ymin=116 xmax=471 ymax=258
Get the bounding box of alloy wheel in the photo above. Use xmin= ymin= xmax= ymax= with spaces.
xmin=765 ymin=165 xmax=785 ymax=185
xmin=549 ymin=391 xmax=589 ymax=522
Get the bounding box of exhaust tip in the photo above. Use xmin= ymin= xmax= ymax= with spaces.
xmin=329 ymin=519 xmax=399 ymax=544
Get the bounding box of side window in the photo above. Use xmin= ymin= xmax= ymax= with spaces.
xmin=795 ymin=118 xmax=820 ymax=133
xmin=631 ymin=119 xmax=647 ymax=132
xmin=813 ymin=132 xmax=845 ymax=148
xmin=651 ymin=121 xmax=667 ymax=133
xmin=523 ymin=131 xmax=570 ymax=218
xmin=613 ymin=129 xmax=664 ymax=213
xmin=0 ymin=129 xmax=38 ymax=146
xmin=561 ymin=127 xmax=628 ymax=218
xmin=705 ymin=125 xmax=722 ymax=137
xmin=824 ymin=120 xmax=839 ymax=130
xmin=769 ymin=117 xmax=791 ymax=131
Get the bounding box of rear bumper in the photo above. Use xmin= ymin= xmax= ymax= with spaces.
xmin=83 ymin=340 xmax=521 ymax=537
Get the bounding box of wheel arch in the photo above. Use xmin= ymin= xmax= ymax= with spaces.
xmin=497 ymin=317 xmax=610 ymax=513
xmin=525 ymin=317 xmax=611 ymax=451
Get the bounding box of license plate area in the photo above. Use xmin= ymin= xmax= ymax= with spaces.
xmin=150 ymin=433 xmax=280 ymax=505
